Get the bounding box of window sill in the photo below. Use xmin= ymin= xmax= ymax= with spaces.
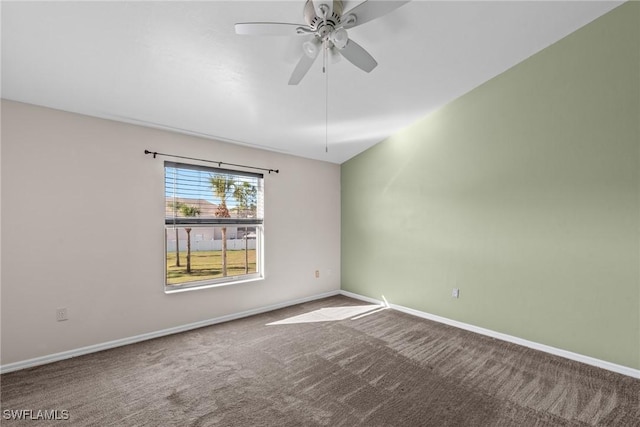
xmin=164 ymin=276 xmax=264 ymax=294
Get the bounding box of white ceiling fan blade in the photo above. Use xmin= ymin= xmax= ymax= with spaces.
xmin=342 ymin=1 xmax=411 ymax=29
xmin=338 ymin=39 xmax=377 ymax=73
xmin=235 ymin=22 xmax=312 ymax=36
xmin=288 ymin=39 xmax=322 ymax=85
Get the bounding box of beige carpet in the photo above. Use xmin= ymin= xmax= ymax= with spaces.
xmin=1 ymin=295 xmax=639 ymax=426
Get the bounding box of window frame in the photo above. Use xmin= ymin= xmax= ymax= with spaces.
xmin=163 ymin=161 xmax=264 ymax=293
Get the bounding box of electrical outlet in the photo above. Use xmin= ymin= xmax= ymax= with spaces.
xmin=56 ymin=308 xmax=68 ymax=322
xmin=452 ymin=288 xmax=460 ymax=298
xmin=315 ymin=270 xmax=320 ymax=278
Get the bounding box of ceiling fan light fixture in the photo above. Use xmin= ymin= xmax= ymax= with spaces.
xmin=303 ymin=40 xmax=319 ymax=58
xmin=330 ymin=28 xmax=348 ymax=49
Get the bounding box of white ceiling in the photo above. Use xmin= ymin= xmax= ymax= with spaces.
xmin=1 ymin=1 xmax=623 ymax=164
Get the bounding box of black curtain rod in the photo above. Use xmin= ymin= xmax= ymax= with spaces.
xmin=144 ymin=150 xmax=279 ymax=174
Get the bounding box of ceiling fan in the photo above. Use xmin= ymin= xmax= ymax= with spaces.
xmin=235 ymin=0 xmax=410 ymax=85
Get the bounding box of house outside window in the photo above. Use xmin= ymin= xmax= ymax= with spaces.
xmin=164 ymin=162 xmax=264 ymax=292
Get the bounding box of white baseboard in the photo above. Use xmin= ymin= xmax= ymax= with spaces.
xmin=339 ymin=290 xmax=640 ymax=379
xmin=0 ymin=290 xmax=341 ymax=374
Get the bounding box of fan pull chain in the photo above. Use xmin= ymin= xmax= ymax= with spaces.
xmin=320 ymin=5 xmax=329 ymax=153
xmin=324 ymin=40 xmax=329 ymax=153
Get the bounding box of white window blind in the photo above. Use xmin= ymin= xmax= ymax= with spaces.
xmin=165 ymin=162 xmax=263 ymax=226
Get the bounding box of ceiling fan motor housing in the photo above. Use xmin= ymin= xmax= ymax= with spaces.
xmin=304 ymin=0 xmax=343 ymax=37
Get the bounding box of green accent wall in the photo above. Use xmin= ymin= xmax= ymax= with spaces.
xmin=341 ymin=2 xmax=639 ymax=369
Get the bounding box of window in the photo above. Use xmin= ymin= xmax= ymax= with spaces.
xmin=164 ymin=162 xmax=263 ymax=292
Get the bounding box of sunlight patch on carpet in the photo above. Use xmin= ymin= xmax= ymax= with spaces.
xmin=267 ymin=305 xmax=384 ymax=325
